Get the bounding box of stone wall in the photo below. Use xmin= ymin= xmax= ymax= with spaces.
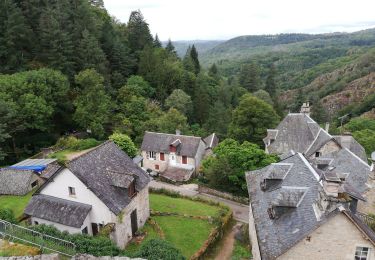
xmin=278 ymin=213 xmax=375 ymax=260
xmin=110 ymin=185 xmax=150 ymax=249
xmin=0 ymin=254 xmax=144 ymax=260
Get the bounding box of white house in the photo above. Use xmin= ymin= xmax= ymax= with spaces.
xmin=24 ymin=141 xmax=151 ymax=249
xmin=140 ymin=131 xmax=218 ymax=182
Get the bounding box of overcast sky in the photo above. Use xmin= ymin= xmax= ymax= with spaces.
xmin=104 ymin=0 xmax=375 ymax=41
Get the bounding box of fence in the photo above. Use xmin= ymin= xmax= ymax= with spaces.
xmin=0 ymin=219 xmax=76 ymax=256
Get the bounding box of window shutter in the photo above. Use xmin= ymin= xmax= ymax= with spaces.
xmin=160 ymin=153 xmax=165 ymax=161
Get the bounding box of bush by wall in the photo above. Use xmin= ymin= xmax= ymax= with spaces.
xmin=135 ymin=239 xmax=186 ymax=260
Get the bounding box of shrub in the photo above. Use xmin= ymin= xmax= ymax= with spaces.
xmin=55 ymin=136 xmax=101 ymax=151
xmin=135 ymin=239 xmax=186 ymax=260
xmin=30 ymin=224 xmax=119 ymax=256
xmin=0 ymin=209 xmax=17 ymax=224
xmin=108 ymin=133 xmax=138 ymax=158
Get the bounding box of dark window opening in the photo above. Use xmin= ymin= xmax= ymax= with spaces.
xmin=160 ymin=153 xmax=165 ymax=161
xmin=128 ymin=180 xmax=136 ymax=198
xmin=31 ymin=180 xmax=38 ymax=188
xmin=169 ymin=145 xmax=176 ymax=153
xmin=34 ymin=221 xmax=39 ymax=225
xmin=82 ymin=226 xmax=88 ymax=234
xmin=155 ymin=164 xmax=159 ymax=170
xmin=315 ymin=152 xmax=321 ymax=157
xmin=69 ymin=186 xmax=76 ymax=196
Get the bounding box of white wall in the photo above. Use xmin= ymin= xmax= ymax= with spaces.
xmin=31 ymin=214 xmax=92 ymax=235
xmin=40 ymin=169 xmax=113 ymax=224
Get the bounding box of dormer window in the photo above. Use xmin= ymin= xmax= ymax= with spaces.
xmin=128 ymin=180 xmax=136 ymax=198
xmin=169 ymin=145 xmax=176 ymax=153
xmin=315 ymin=152 xmax=321 ymax=157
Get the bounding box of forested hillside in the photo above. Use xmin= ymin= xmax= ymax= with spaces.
xmin=0 ymin=0 xmax=280 ymax=166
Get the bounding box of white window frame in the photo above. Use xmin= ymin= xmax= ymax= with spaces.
xmin=355 ymin=246 xmax=370 ymax=260
xmin=147 ymin=151 xmax=156 ymax=160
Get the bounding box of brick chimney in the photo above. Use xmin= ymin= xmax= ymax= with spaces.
xmin=300 ymin=102 xmax=310 ymax=116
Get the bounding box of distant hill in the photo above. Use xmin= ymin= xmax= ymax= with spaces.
xmin=163 ymin=40 xmax=224 ymax=57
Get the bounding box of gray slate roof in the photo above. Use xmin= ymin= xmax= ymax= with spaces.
xmin=316 ymin=148 xmax=371 ymax=194
xmin=66 ymin=141 xmax=150 ymax=215
xmin=264 ymin=114 xmax=320 ymax=154
xmin=25 ymin=194 xmax=91 ymax=228
xmin=0 ymin=168 xmax=34 ymax=195
xmin=246 ymin=153 xmax=339 ymax=259
xmin=40 ymin=163 xmax=61 ymax=179
xmin=204 ymin=133 xmax=219 ymax=149
xmin=141 ymin=131 xmax=203 ymax=157
xmin=304 ymin=129 xmax=333 ymax=157
xmin=333 ymin=135 xmax=368 ymax=162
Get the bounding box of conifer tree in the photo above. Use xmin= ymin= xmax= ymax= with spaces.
xmin=265 ymin=64 xmax=277 ymax=97
xmin=190 ymin=45 xmax=200 ymax=75
xmin=239 ymin=62 xmax=261 ymax=92
xmin=208 ymin=63 xmax=218 ymax=77
xmin=153 ymin=34 xmax=162 ymax=48
xmin=165 ymin=39 xmax=177 ymax=56
xmin=127 ymin=10 xmax=153 ymax=54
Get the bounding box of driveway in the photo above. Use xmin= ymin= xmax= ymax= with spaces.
xmin=149 ymin=180 xmax=249 ymax=223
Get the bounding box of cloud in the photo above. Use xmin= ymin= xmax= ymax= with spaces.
xmin=104 ymin=0 xmax=375 ymax=40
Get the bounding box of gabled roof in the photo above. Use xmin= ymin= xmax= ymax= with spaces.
xmin=141 ymin=131 xmax=203 ymax=157
xmin=25 ymin=194 xmax=91 ymax=228
xmin=317 ymin=148 xmax=371 ymax=194
xmin=333 ymin=135 xmax=368 ymax=162
xmin=0 ymin=168 xmax=34 ymax=195
xmin=304 ymin=128 xmax=333 ymax=157
xmin=204 ymin=133 xmax=219 ymax=149
xmin=36 ymin=141 xmax=150 ymax=215
xmin=264 ymin=113 xmax=320 ymax=154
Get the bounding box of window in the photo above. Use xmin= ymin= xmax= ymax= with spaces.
xmin=147 ymin=151 xmax=156 ymax=160
xmin=182 ymin=156 xmax=188 ymax=164
xmin=160 ymin=152 xmax=165 ymax=161
xmin=31 ymin=180 xmax=38 ymax=188
xmin=155 ymin=164 xmax=159 ymax=170
xmin=169 ymin=145 xmax=176 ymax=153
xmin=82 ymin=226 xmax=88 ymax=234
xmin=315 ymin=151 xmax=321 ymax=157
xmin=128 ymin=180 xmax=136 ymax=197
xmin=68 ymin=186 xmax=76 ymax=196
xmin=34 ymin=221 xmax=39 ymax=225
xmin=355 ymin=247 xmax=370 ymax=260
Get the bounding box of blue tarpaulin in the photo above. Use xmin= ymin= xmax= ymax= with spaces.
xmin=9 ymin=165 xmax=46 ymax=172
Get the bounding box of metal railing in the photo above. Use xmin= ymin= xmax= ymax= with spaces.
xmin=355 ymin=211 xmax=375 ymax=229
xmin=0 ymin=219 xmax=76 ymax=256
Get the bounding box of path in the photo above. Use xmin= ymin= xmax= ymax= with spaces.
xmin=149 ymin=180 xmax=249 ymax=223
xmin=214 ymin=223 xmax=242 ymax=260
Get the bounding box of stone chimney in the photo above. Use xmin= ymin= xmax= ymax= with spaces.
xmin=300 ymin=102 xmax=310 ymax=116
xmin=176 ymin=129 xmax=181 ymax=136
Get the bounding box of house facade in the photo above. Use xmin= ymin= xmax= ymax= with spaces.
xmin=24 ymin=141 xmax=150 ymax=249
xmin=140 ymin=131 xmax=218 ymax=182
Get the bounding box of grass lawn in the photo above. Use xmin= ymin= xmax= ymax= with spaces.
xmin=154 ymin=215 xmax=214 ymax=258
xmin=150 ymin=193 xmax=221 ymax=217
xmin=0 ymin=190 xmax=34 ymax=218
xmin=0 ymin=240 xmax=40 ymax=256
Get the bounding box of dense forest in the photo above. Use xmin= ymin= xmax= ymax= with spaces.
xmin=0 ymin=0 xmax=280 ymax=167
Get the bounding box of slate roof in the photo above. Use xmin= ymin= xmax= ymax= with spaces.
xmin=304 ymin=129 xmax=333 ymax=157
xmin=40 ymin=163 xmax=61 ymax=179
xmin=13 ymin=158 xmax=57 ymax=167
xmin=333 ymin=135 xmax=368 ymax=162
xmin=141 ymin=131 xmax=203 ymax=157
xmin=264 ymin=114 xmax=320 ymax=154
xmin=0 ymin=168 xmax=34 ymax=195
xmin=25 ymin=194 xmax=91 ymax=228
xmin=204 ymin=133 xmax=219 ymax=149
xmin=316 ymin=148 xmax=371 ymax=194
xmin=65 ymin=141 xmax=150 ymax=215
xmin=246 ymin=153 xmax=339 ymax=259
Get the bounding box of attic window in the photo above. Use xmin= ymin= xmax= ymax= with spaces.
xmin=128 ymin=180 xmax=136 ymax=198
xmin=315 ymin=152 xmax=321 ymax=157
xmin=68 ymin=186 xmax=76 ymax=196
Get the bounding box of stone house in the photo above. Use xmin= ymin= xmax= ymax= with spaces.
xmin=0 ymin=159 xmax=59 ymax=196
xmin=24 ymin=141 xmax=150 ymax=249
xmin=246 ymin=152 xmax=375 ymax=260
xmin=140 ymin=131 xmax=218 ymax=182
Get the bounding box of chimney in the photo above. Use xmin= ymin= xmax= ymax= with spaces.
xmin=325 ymin=122 xmax=330 ymax=133
xmin=371 ymin=152 xmax=375 ymax=178
xmin=300 ymin=102 xmax=310 ymax=116
xmin=176 ymin=129 xmax=181 ymax=135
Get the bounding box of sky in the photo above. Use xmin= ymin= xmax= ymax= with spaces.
xmin=104 ymin=0 xmax=375 ymax=41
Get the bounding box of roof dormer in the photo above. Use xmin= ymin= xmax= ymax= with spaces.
xmin=260 ymin=163 xmax=293 ymax=191
xmin=268 ymin=187 xmax=308 ymax=219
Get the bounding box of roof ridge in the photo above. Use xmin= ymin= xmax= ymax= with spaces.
xmin=145 ymin=131 xmax=202 ymax=139
xmin=67 ymin=140 xmax=112 ymax=164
